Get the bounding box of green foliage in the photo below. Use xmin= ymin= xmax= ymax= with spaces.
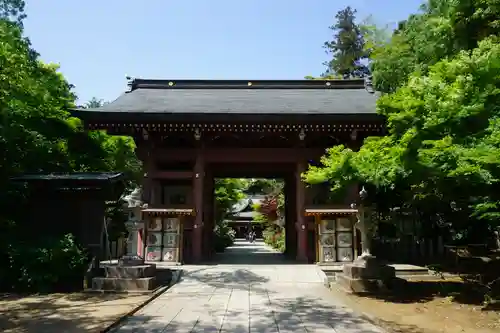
xmin=0 ymin=22 xmax=76 ymax=181
xmin=212 ymin=178 xmax=246 ymax=251
xmin=213 ymin=221 xmax=236 ymax=252
xmin=263 ymin=227 xmax=285 ymax=252
xmin=214 ymin=178 xmax=246 ymax=222
xmin=0 ymin=234 xmax=88 ymax=292
xmin=82 ymin=97 xmax=108 ymax=109
xmin=245 ymin=178 xmax=280 ymax=195
xmin=79 ymin=99 xmax=142 ymax=187
xmin=371 ymin=0 xmax=500 ymax=93
xmin=358 ymin=15 xmax=392 ymax=59
xmin=0 ymin=5 xmax=141 ymax=292
xmin=252 ymin=206 xmax=267 ymax=225
xmin=248 ymin=179 xmax=285 ymax=229
xmin=248 ymin=179 xmax=286 ymax=252
xmin=306 ymin=0 xmax=500 ymax=245
xmin=304 ymin=74 xmax=342 ymax=80
xmin=0 ymin=0 xmax=25 ymax=27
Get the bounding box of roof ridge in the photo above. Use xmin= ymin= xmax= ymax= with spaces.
xmin=127 ymin=78 xmax=367 ymax=91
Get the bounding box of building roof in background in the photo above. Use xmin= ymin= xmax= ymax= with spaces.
xmin=230 ymin=195 xmax=265 ymax=213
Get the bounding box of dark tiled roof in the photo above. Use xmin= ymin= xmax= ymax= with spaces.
xmin=230 ymin=195 xmax=265 ymax=213
xmin=232 ymin=211 xmax=257 ymax=219
xmin=76 ymin=78 xmax=378 ymax=115
xmin=12 ymin=173 xmax=125 ymax=197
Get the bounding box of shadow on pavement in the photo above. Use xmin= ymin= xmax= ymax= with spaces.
xmin=0 ymin=268 xmax=182 ymax=333
xmin=0 ymin=293 xmax=147 ymax=333
xmin=109 ymin=295 xmax=386 ymax=332
xmin=181 ymin=266 xmax=272 ymax=293
xmin=107 ymin=241 xmax=386 ymax=332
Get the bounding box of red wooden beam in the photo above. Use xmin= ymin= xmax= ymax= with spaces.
xmin=150 ymin=148 xmax=324 ymax=163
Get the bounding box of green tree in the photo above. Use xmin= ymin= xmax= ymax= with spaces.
xmin=0 ymin=0 xmax=25 ymax=27
xmin=80 ymin=98 xmax=142 ymax=188
xmin=0 ymin=20 xmax=76 ymax=185
xmin=370 ymin=0 xmax=500 ymax=93
xmin=245 ymin=178 xmax=281 ymax=195
xmin=214 ymin=178 xmax=247 ymax=223
xmin=212 ymin=178 xmax=247 ymax=251
xmin=82 ymin=97 xmax=107 ymax=109
xmin=304 ymin=74 xmax=342 ymax=80
xmin=358 ymin=15 xmax=391 ymax=61
xmin=0 ymin=6 xmax=142 ymax=291
xmin=304 ymin=0 xmax=500 ymax=245
xmin=323 ymin=6 xmax=368 ymax=78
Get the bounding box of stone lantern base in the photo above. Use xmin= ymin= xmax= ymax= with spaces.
xmin=336 ymin=254 xmax=396 ymax=293
xmin=92 ymin=261 xmax=157 ymax=292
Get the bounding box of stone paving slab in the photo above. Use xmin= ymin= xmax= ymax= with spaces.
xmin=111 ymin=241 xmax=385 ymax=332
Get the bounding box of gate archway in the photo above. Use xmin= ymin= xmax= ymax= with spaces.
xmin=73 ymin=78 xmax=384 ymax=265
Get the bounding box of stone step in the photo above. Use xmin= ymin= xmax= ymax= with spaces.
xmin=327 ymin=273 xmax=459 ymax=284
xmin=392 ymin=264 xmax=430 ymax=276
xmin=321 ymin=263 xmax=429 ymax=277
xmin=92 ymin=277 xmax=156 ymax=291
xmin=399 ymin=273 xmax=460 ymax=281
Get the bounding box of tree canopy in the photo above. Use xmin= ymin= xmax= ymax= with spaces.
xmin=322 ymin=6 xmax=369 ymax=78
xmin=0 ymin=3 xmax=141 ymax=291
xmin=304 ymin=0 xmax=500 ymax=243
xmin=214 ymin=178 xmax=247 ymax=223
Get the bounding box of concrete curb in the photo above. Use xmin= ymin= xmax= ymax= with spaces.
xmin=100 ymin=269 xmax=184 ymax=333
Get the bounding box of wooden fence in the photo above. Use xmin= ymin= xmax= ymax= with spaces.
xmin=372 ymin=235 xmax=447 ymax=264
xmin=371 ymin=208 xmax=450 ymax=264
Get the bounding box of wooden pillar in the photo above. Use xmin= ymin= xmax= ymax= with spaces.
xmin=151 ymin=181 xmax=161 ymax=206
xmin=296 ymin=160 xmax=308 ymax=262
xmin=192 ymin=150 xmax=204 ymax=263
xmin=137 ymin=142 xmax=157 ymax=207
xmin=203 ymin=171 xmax=214 ymax=260
xmin=284 ymin=174 xmax=297 ymax=259
xmin=346 ymin=131 xmax=362 ymax=205
xmin=141 ymin=156 xmax=153 ymax=205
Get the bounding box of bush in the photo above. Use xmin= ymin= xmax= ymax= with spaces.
xmin=263 ymin=227 xmax=275 ymax=246
xmin=213 ymin=221 xmax=236 ymax=253
xmin=275 ymin=231 xmax=285 ymax=252
xmin=263 ymin=226 xmax=285 ymax=252
xmin=0 ymin=233 xmax=89 ymax=293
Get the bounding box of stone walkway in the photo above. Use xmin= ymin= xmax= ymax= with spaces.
xmin=112 ymin=240 xmax=385 ymax=332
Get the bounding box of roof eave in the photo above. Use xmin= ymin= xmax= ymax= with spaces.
xmin=70 ymin=110 xmax=385 ymax=123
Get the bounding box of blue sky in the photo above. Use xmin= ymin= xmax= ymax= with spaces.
xmin=24 ymin=0 xmax=423 ymax=103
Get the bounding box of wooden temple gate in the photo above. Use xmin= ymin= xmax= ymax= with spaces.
xmin=73 ymin=78 xmax=383 ymax=264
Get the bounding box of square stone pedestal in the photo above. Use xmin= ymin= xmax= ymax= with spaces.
xmin=92 ymin=263 xmax=157 ymax=292
xmin=337 ymin=254 xmax=395 ymax=294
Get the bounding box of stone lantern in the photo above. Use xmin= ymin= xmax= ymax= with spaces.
xmin=356 ymin=186 xmax=372 ymax=257
xmin=337 ymin=186 xmax=396 ymax=293
xmin=93 ymin=187 xmax=157 ymax=292
xmin=120 ymin=187 xmax=146 ymax=265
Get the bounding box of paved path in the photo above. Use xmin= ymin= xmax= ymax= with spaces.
xmin=112 ymin=240 xmax=385 ymax=332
